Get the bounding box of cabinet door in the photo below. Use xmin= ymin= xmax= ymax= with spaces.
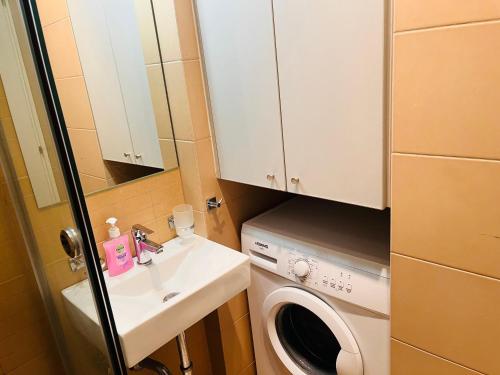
xmin=68 ymin=0 xmax=135 ymax=165
xmin=195 ymin=0 xmax=286 ymax=190
xmin=102 ymin=0 xmax=163 ymax=169
xmin=274 ymin=0 xmax=387 ymax=208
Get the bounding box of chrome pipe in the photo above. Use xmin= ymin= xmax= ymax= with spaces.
xmin=176 ymin=331 xmax=193 ymax=375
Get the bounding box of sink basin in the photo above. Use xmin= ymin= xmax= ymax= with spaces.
xmin=62 ymin=235 xmax=250 ymax=367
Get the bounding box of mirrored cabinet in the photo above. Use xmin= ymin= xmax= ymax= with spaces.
xmin=196 ymin=0 xmax=388 ymax=209
xmin=68 ymin=0 xmax=163 ymax=169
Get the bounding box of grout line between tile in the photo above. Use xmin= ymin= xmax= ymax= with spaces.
xmin=395 ymin=17 xmax=500 ymax=35
xmin=392 ymin=152 xmax=500 ymax=163
xmin=391 ymin=338 xmax=485 ymax=374
xmin=391 ymin=252 xmax=500 ymax=282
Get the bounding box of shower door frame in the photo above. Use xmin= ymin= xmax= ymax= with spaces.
xmin=12 ymin=0 xmax=129 ymax=373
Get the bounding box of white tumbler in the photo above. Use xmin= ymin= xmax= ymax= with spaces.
xmin=173 ymin=204 xmax=194 ymax=238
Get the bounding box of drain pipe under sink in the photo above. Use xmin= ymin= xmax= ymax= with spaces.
xmin=131 ymin=331 xmax=192 ymax=375
xmin=176 ymin=331 xmax=193 ymax=375
xmin=132 ymin=357 xmax=172 ymax=375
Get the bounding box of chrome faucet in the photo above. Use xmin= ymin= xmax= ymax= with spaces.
xmin=132 ymin=224 xmax=163 ymax=266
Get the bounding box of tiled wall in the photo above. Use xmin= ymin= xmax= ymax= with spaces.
xmin=39 ymin=1 xmax=110 ymax=194
xmin=0 ymin=79 xmax=63 ymax=375
xmin=391 ymin=2 xmax=500 ymax=374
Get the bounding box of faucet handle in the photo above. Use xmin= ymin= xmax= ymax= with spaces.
xmin=132 ymin=224 xmax=154 ymax=235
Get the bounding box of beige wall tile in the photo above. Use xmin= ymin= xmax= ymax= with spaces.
xmin=55 ymin=76 xmax=95 ymax=130
xmin=0 ymin=238 xmax=29 ymax=283
xmin=67 ymin=128 xmax=106 ymax=178
xmin=176 ymin=140 xmax=203 ymax=211
xmin=220 ymin=314 xmax=255 ymax=375
xmin=392 ymin=340 xmax=482 ymax=375
xmin=8 ymin=351 xmax=63 ymax=375
xmin=87 ymin=169 xmax=184 ymax=244
xmin=393 ymin=22 xmax=500 ymax=159
xmin=206 ymin=202 xmax=241 ymax=251
xmin=193 ymin=209 xmax=207 ymax=237
xmin=153 ymin=0 xmax=199 ymax=62
xmin=0 ymin=276 xmax=39 ymax=321
xmin=391 ymin=254 xmax=500 ymax=374
xmin=147 ymin=64 xmax=173 ymax=139
xmin=159 ymin=138 xmax=178 ymax=171
xmin=394 ymin=0 xmax=500 ymax=31
xmin=196 ymin=137 xmax=221 ymax=203
xmin=0 ymin=320 xmax=55 ymax=372
xmin=164 ymin=60 xmax=209 ymax=141
xmin=134 ymin=0 xmax=161 ymax=65
xmin=219 ymin=291 xmax=248 ymax=323
xmin=392 ymin=154 xmax=500 ymax=278
xmin=36 ymin=0 xmax=69 ymax=27
xmin=80 ymin=173 xmax=108 ymax=194
xmin=43 ymin=18 xmax=82 ymax=79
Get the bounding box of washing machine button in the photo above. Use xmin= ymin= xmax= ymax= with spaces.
xmin=293 ymin=260 xmax=310 ymax=278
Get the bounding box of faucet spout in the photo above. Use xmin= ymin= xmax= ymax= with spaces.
xmin=142 ymin=239 xmax=163 ymax=254
xmin=132 ymin=224 xmax=162 ymax=266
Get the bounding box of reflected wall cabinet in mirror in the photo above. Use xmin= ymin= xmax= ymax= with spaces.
xmin=67 ymin=0 xmax=162 ymax=169
xmin=196 ymin=0 xmax=388 ymax=209
xmin=14 ymin=0 xmax=181 ymax=204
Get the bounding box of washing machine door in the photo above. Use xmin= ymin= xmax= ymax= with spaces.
xmin=262 ymin=287 xmax=363 ymax=375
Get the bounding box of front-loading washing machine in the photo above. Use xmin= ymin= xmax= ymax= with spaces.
xmin=242 ymin=197 xmax=390 ymax=375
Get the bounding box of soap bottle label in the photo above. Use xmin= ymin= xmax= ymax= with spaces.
xmin=115 ymin=244 xmax=128 ymax=266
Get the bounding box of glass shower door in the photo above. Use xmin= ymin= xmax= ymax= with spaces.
xmin=0 ymin=0 xmax=126 ymax=373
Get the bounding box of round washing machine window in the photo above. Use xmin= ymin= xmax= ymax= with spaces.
xmin=276 ymin=304 xmax=340 ymax=373
xmin=262 ymin=287 xmax=363 ymax=375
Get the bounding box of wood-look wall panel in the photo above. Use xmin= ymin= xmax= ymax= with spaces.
xmin=392 ymin=154 xmax=500 ymax=279
xmin=393 ymin=22 xmax=500 ymax=160
xmin=394 ymin=0 xmax=500 ymax=31
xmin=391 ymin=254 xmax=500 ymax=374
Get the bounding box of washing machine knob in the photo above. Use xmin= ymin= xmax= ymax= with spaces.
xmin=293 ymin=260 xmax=310 ymax=278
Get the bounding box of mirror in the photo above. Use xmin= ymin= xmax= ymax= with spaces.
xmin=34 ymin=0 xmax=177 ymax=203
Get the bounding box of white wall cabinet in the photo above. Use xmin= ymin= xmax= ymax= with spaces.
xmin=68 ymin=0 xmax=163 ymax=169
xmin=274 ymin=0 xmax=386 ymax=209
xmin=196 ymin=0 xmax=387 ymax=209
xmin=195 ymin=0 xmax=286 ymax=191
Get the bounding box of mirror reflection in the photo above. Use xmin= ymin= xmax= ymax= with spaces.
xmin=42 ymin=0 xmax=178 ymax=201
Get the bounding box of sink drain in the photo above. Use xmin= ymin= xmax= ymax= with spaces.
xmin=162 ymin=292 xmax=180 ymax=303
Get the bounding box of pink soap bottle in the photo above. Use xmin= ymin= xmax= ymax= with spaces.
xmin=104 ymin=217 xmax=134 ymax=276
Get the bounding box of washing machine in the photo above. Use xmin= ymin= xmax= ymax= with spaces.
xmin=242 ymin=197 xmax=390 ymax=375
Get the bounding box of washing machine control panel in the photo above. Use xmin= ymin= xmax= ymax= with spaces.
xmin=284 ymin=249 xmax=389 ymax=315
xmin=287 ymin=251 xmax=355 ymax=294
xmin=242 ymin=232 xmax=390 ymax=315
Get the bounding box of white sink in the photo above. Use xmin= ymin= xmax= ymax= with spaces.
xmin=62 ymin=235 xmax=250 ymax=367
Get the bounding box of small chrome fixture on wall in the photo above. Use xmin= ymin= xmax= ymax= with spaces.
xmin=207 ymin=196 xmax=223 ymax=210
xmin=60 ymin=227 xmax=105 ymax=272
xmin=60 ymin=227 xmax=86 ymax=272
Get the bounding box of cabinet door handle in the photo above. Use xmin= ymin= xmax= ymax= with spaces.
xmin=291 ymin=177 xmax=300 ymax=184
xmin=266 ymin=174 xmax=275 ymax=181
xmin=134 ymin=153 xmax=142 ymax=159
xmin=123 ymin=152 xmax=131 ymax=157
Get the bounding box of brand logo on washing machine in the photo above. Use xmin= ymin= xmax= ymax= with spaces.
xmin=254 ymin=241 xmax=269 ymax=249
